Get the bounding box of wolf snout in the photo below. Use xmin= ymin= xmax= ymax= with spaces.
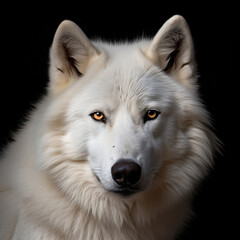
xmin=111 ymin=159 xmax=141 ymax=186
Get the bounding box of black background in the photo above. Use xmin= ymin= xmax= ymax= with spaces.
xmin=0 ymin=3 xmax=236 ymax=239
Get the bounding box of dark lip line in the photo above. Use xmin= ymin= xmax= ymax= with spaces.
xmin=112 ymin=190 xmax=136 ymax=196
xmin=111 ymin=187 xmax=142 ymax=196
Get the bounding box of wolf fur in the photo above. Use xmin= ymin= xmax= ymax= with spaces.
xmin=0 ymin=15 xmax=218 ymax=239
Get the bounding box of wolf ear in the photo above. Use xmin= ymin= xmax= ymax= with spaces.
xmin=49 ymin=20 xmax=99 ymax=94
xmin=146 ymin=15 xmax=196 ymax=86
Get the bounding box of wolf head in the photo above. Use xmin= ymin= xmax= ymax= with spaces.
xmin=40 ymin=15 xmax=217 ymax=202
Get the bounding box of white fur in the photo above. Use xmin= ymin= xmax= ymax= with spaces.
xmin=0 ymin=15 xmax=218 ymax=239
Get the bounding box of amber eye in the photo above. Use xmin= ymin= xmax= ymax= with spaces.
xmin=144 ymin=110 xmax=160 ymax=123
xmin=90 ymin=111 xmax=106 ymax=123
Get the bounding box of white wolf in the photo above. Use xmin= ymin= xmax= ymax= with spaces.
xmin=0 ymin=15 xmax=218 ymax=239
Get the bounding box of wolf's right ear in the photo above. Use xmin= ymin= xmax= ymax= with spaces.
xmin=146 ymin=15 xmax=196 ymax=87
xmin=49 ymin=20 xmax=99 ymax=94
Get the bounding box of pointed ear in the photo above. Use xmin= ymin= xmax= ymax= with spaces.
xmin=146 ymin=15 xmax=196 ymax=86
xmin=49 ymin=20 xmax=99 ymax=94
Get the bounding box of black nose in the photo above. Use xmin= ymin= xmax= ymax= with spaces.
xmin=111 ymin=159 xmax=141 ymax=186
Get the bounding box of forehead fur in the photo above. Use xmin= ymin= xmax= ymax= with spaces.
xmin=66 ymin=40 xmax=176 ymax=111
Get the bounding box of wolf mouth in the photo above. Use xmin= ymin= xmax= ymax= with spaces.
xmin=112 ymin=186 xmax=142 ymax=196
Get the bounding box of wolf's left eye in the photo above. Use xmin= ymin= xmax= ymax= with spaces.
xmin=90 ymin=111 xmax=106 ymax=123
xmin=144 ymin=110 xmax=160 ymax=123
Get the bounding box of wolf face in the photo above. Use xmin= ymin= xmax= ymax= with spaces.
xmin=41 ymin=15 xmax=215 ymax=201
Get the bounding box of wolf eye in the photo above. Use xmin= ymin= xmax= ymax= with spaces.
xmin=90 ymin=111 xmax=106 ymax=123
xmin=144 ymin=110 xmax=160 ymax=123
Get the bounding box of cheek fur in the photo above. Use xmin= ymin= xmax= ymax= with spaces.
xmin=63 ymin=118 xmax=91 ymax=160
